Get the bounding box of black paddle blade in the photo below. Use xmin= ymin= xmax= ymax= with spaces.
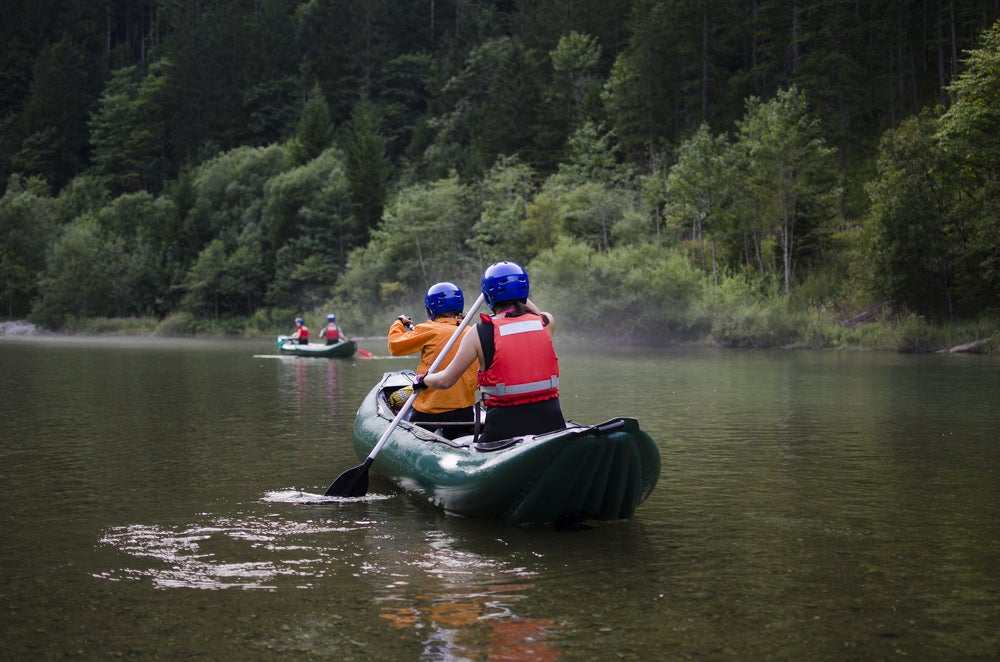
xmin=324 ymin=459 xmax=372 ymax=497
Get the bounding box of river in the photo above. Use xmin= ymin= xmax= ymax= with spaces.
xmin=1 ymin=334 xmax=997 ymax=659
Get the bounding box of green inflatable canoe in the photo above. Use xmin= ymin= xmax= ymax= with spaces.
xmin=276 ymin=336 xmax=357 ymax=358
xmin=352 ymin=371 xmax=662 ymax=525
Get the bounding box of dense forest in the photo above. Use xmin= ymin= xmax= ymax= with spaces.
xmin=1 ymin=1 xmax=999 ymax=348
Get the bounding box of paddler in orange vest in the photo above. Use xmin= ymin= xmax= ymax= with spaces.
xmin=415 ymin=262 xmax=564 ymax=443
xmin=388 ymin=282 xmax=479 ymax=438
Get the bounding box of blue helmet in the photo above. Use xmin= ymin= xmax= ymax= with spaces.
xmin=294 ymin=317 xmax=304 ymax=325
xmin=481 ymin=261 xmax=529 ymax=308
xmin=425 ymin=282 xmax=464 ymax=319
xmin=326 ymin=314 xmax=336 ymax=322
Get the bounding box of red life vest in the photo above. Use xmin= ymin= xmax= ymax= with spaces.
xmin=298 ymin=325 xmax=309 ymax=342
xmin=323 ymin=325 xmax=340 ymax=341
xmin=477 ymin=313 xmax=559 ymax=407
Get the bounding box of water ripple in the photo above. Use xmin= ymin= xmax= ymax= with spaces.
xmin=96 ymin=490 xmax=394 ymax=591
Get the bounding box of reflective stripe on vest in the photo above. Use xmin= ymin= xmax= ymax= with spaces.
xmin=480 ymin=375 xmax=559 ymax=397
xmin=497 ymin=319 xmax=544 ymax=336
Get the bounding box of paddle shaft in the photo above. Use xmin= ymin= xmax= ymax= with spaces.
xmin=324 ymin=293 xmax=484 ymax=497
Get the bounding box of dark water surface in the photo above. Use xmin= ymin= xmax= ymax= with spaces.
xmin=1 ymin=335 xmax=998 ymax=660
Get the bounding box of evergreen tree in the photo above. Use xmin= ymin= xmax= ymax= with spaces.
xmin=89 ymin=67 xmax=142 ymax=193
xmin=288 ymin=84 xmax=334 ymax=166
xmin=549 ymin=31 xmax=603 ymax=133
xmin=377 ymin=53 xmax=434 ymax=162
xmin=11 ymin=36 xmax=95 ymax=192
xmin=344 ymin=97 xmax=389 ymax=238
xmin=866 ymin=111 xmax=962 ymax=320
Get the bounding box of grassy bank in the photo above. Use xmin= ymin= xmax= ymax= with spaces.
xmin=705 ymin=306 xmax=999 ymax=354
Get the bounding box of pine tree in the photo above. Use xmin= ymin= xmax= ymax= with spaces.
xmin=288 ymin=84 xmax=334 ymax=166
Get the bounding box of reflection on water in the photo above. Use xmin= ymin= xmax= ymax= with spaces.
xmin=97 ymin=492 xmax=565 ymax=659
xmin=375 ymin=530 xmax=561 ymax=661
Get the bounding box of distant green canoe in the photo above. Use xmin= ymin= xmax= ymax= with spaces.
xmin=276 ymin=336 xmax=357 ymax=358
xmin=352 ymin=371 xmax=662 ymax=525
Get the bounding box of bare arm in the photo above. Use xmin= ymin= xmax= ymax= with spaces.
xmin=422 ymin=327 xmax=482 ymax=389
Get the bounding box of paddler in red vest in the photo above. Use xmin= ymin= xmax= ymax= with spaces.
xmin=289 ymin=317 xmax=309 ymax=344
xmin=415 ymin=261 xmax=564 ymax=443
xmin=320 ymin=314 xmax=342 ymax=344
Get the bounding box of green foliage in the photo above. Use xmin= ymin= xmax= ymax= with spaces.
xmin=88 ymin=60 xmax=173 ymax=194
xmin=730 ymin=87 xmax=839 ymax=296
xmin=89 ymin=67 xmax=142 ymax=192
xmin=267 ymin=237 xmax=332 ymax=309
xmin=343 ymin=97 xmax=389 ymax=236
xmin=548 ymin=31 xmax=604 ymax=132
xmin=153 ymin=312 xmax=198 ymax=336
xmin=187 ymin=144 xmax=288 ymax=250
xmin=244 ymin=76 xmax=300 ymax=146
xmin=30 ymin=215 xmax=127 ymax=328
xmin=560 ymin=182 xmax=630 ymax=253
xmin=260 ymin=147 xmax=356 ymax=310
xmin=0 ymin=178 xmax=57 ymax=316
xmin=938 ymin=20 xmax=1000 ymax=174
xmin=377 ymin=53 xmax=433 ymax=162
xmin=935 ymin=20 xmax=1000 ymax=312
xmin=522 ymin=190 xmax=563 ymax=260
xmin=698 ymin=276 xmax=806 ymax=348
xmin=10 ymin=36 xmax=95 ymax=192
xmin=469 ymin=156 xmax=537 ymax=264
xmin=425 ymin=37 xmax=550 ymax=178
xmin=154 ymin=311 xmax=249 ymax=336
xmin=180 ymin=222 xmax=267 ymax=319
xmin=288 ymin=84 xmax=334 ymax=166
xmin=262 ymin=147 xmax=351 ymax=249
xmin=551 ymin=121 xmax=622 ymax=187
xmin=333 ymin=174 xmax=482 ymax=320
xmin=60 ymin=316 xmax=160 ymax=335
xmin=602 ymin=20 xmax=669 ymax=159
xmin=180 ymin=238 xmax=227 ymax=317
xmin=371 ymin=174 xmax=480 ymax=288
xmin=865 ymin=111 xmax=963 ymax=320
xmin=55 ymin=175 xmax=111 ymax=226
xmin=665 ymin=122 xmax=732 ymax=256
